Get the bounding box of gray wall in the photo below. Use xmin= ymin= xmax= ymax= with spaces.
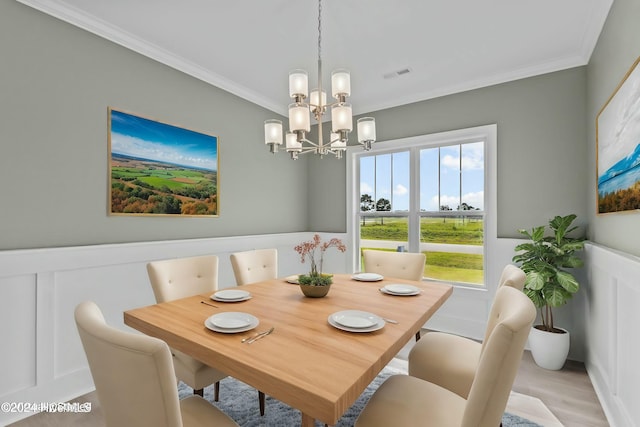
xmin=587 ymin=0 xmax=640 ymax=257
xmin=3 ymin=0 xmax=638 ymax=258
xmin=310 ymin=68 xmax=589 ymax=239
xmin=0 ymin=1 xmax=308 ymax=250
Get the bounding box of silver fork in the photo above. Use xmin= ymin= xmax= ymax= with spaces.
xmin=246 ymin=327 xmax=275 ymax=344
xmin=242 ymin=327 xmax=274 ymax=343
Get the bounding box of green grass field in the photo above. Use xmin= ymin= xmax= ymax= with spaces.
xmin=361 ymin=216 xmax=484 ymax=285
xmin=110 ymin=165 xmax=216 ymax=215
xmin=361 ymin=217 xmax=483 ymax=244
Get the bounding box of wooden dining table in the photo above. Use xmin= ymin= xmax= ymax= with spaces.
xmin=124 ymin=273 xmax=452 ymax=426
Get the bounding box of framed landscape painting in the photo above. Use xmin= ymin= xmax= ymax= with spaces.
xmin=108 ymin=108 xmax=219 ymax=217
xmin=596 ymin=56 xmax=640 ymax=214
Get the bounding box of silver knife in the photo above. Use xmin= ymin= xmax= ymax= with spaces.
xmin=246 ymin=327 xmax=274 ymax=344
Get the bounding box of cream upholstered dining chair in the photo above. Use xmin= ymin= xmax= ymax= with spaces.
xmin=229 ymin=248 xmax=277 ymax=416
xmin=147 ymin=255 xmax=265 ymax=415
xmin=498 ymin=263 xmax=527 ymax=291
xmin=363 ymin=249 xmax=426 ymax=340
xmin=74 ymin=301 xmax=239 ymax=427
xmin=146 ymin=255 xmax=227 ymax=401
xmin=407 ymin=264 xmax=526 ymax=399
xmin=355 ymin=286 xmax=535 ymax=427
xmin=230 ymin=249 xmax=278 ymax=286
xmin=362 ymin=249 xmax=426 ymax=281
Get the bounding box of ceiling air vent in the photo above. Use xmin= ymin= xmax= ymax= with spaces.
xmin=383 ymin=67 xmax=412 ymax=79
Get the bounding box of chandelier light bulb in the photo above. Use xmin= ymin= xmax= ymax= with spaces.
xmin=288 ymin=103 xmax=311 ymax=132
xmin=264 ymin=120 xmax=283 ymax=145
xmin=309 ymin=89 xmax=327 ymax=109
xmin=286 ymin=132 xmax=302 ymax=151
xmin=331 ymin=103 xmax=353 ymax=133
xmin=331 ymin=69 xmax=351 ymax=99
xmin=357 ymin=117 xmax=376 ymax=143
xmin=289 ymin=70 xmax=309 ymax=99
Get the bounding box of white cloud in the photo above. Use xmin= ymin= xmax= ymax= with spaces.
xmin=462 ymin=191 xmax=484 ymax=210
xmin=360 ymin=182 xmax=373 ymax=195
xmin=441 ymin=149 xmax=484 ymax=171
xmin=441 ymin=154 xmax=458 ymax=169
xmin=394 ymin=184 xmax=408 ymax=196
xmin=111 ymin=134 xmax=215 ymax=170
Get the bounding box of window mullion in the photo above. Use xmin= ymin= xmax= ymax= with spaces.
xmin=408 ymin=146 xmax=420 ymax=253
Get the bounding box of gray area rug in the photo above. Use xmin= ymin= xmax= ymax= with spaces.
xmin=178 ymin=367 xmax=542 ymax=426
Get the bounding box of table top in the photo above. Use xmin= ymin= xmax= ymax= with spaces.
xmin=124 ymin=273 xmax=452 ymax=425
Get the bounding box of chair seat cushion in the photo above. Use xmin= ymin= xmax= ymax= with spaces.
xmin=409 ymin=331 xmax=481 ymax=398
xmin=173 ymin=349 xmax=227 ymax=390
xmin=180 ymin=395 xmax=238 ymax=427
xmin=355 ymin=375 xmax=466 ymax=427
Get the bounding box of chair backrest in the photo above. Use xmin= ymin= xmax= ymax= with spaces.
xmin=462 ymin=286 xmax=536 ymax=427
xmin=362 ymin=250 xmax=426 ymax=281
xmin=480 ymin=263 xmax=527 ymax=356
xmin=498 ymin=263 xmax=526 ymax=291
xmin=75 ymin=301 xmax=182 ymax=427
xmin=230 ymin=249 xmax=278 ymax=286
xmin=147 ymin=255 xmax=219 ymax=303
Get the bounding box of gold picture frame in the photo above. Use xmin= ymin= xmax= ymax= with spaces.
xmin=596 ymin=56 xmax=640 ymax=214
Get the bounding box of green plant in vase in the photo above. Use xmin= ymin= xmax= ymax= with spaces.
xmin=512 ymin=214 xmax=585 ymax=332
xmin=295 ymin=234 xmax=346 ymax=292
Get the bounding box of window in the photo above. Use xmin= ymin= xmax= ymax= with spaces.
xmin=348 ymin=125 xmax=496 ymax=287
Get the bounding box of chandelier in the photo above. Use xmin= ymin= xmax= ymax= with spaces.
xmin=264 ymin=0 xmax=376 ymax=160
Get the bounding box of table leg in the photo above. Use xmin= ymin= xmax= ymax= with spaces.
xmin=301 ymin=412 xmax=316 ymax=427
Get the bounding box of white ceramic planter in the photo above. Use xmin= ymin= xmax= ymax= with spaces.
xmin=528 ymin=326 xmax=570 ymax=370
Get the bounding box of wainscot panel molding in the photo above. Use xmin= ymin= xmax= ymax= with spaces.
xmin=584 ymin=243 xmax=640 ymax=427
xmin=0 ymin=232 xmax=348 ymax=425
xmin=2 ymin=237 xmax=624 ymax=426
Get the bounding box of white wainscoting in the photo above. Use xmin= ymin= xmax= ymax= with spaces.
xmin=584 ymin=243 xmax=640 ymax=427
xmin=2 ymin=236 xmax=629 ymax=426
xmin=0 ymin=232 xmax=346 ymax=425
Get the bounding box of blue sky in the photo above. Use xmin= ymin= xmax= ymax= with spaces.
xmin=110 ymin=109 xmax=217 ymax=171
xmin=360 ymin=142 xmax=484 ymax=211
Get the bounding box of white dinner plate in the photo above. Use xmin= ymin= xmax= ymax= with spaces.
xmin=285 ymin=275 xmax=300 ymax=284
xmin=351 ymin=272 xmax=384 ymax=282
xmin=211 ymin=289 xmax=251 ymax=302
xmin=383 ymin=283 xmax=420 ymax=295
xmin=328 ymin=310 xmax=384 ymax=333
xmin=205 ymin=312 xmax=259 ymax=333
xmin=379 ymin=284 xmax=421 ymax=296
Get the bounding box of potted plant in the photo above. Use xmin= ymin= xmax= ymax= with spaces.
xmin=294 ymin=234 xmax=346 ymax=297
xmin=512 ymin=214 xmax=585 ymax=370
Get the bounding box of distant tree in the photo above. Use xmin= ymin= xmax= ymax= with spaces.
xmin=440 ymin=204 xmax=452 ymax=223
xmin=376 ymin=198 xmax=391 ymax=225
xmin=360 ymin=194 xmax=375 ymax=226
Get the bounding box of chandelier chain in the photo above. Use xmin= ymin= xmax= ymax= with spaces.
xmin=317 ymin=0 xmax=322 ymax=63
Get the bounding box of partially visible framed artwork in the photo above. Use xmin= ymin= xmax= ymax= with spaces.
xmin=596 ymin=56 xmax=640 ymax=214
xmin=108 ymin=108 xmax=219 ymax=217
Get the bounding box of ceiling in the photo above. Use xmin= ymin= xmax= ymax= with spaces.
xmin=19 ymin=0 xmax=613 ymax=116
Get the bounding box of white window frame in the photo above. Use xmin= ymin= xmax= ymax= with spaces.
xmin=346 ymin=124 xmax=497 ymax=291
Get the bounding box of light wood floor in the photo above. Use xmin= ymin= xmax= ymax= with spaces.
xmin=394 ymin=337 xmax=610 ymax=427
xmin=10 ymin=347 xmax=609 ymax=427
xmin=512 ymin=351 xmax=609 ymax=427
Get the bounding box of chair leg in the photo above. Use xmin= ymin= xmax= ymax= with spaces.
xmin=194 ymin=388 xmax=204 ymax=397
xmin=415 ymin=330 xmax=421 ymax=341
xmin=259 ymin=391 xmax=266 ymax=416
xmin=214 ymin=381 xmax=220 ymax=402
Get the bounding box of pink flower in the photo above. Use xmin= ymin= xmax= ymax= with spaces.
xmin=294 ymin=234 xmax=346 ymax=276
